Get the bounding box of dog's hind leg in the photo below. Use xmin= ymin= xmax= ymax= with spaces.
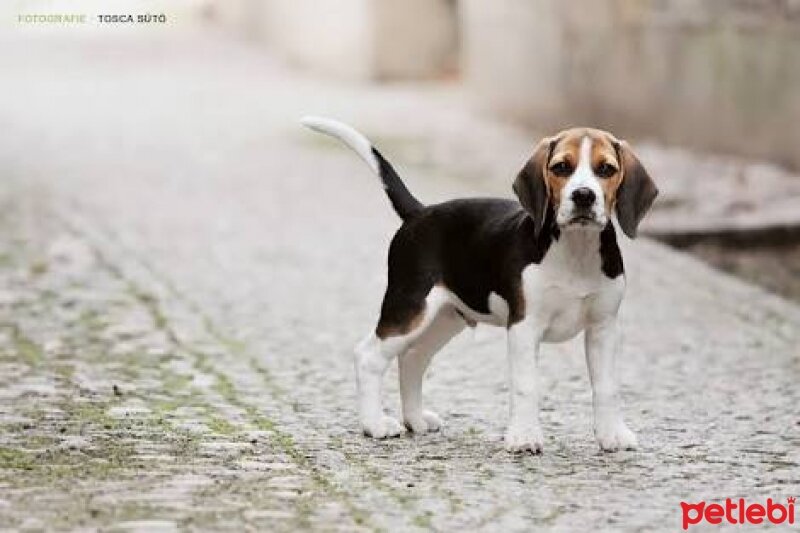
xmin=399 ymin=304 xmax=465 ymax=434
xmin=355 ymin=285 xmax=456 ymax=438
xmin=354 ymin=332 xmax=409 ymax=438
xmin=354 ymin=286 xmax=427 ymax=439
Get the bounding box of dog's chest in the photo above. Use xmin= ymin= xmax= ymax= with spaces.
xmin=521 ymin=232 xmax=623 ymax=342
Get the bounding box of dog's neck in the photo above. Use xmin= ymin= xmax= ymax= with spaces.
xmin=548 ymin=225 xmax=603 ymax=274
xmin=519 ymin=207 xmax=624 ymax=279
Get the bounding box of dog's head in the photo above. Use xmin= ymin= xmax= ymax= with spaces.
xmin=513 ymin=128 xmax=658 ymax=239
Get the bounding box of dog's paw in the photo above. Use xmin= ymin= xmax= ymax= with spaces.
xmin=404 ymin=410 xmax=443 ymax=434
xmin=595 ymin=419 xmax=638 ymax=452
xmin=362 ymin=415 xmax=406 ymax=439
xmin=504 ymin=424 xmax=544 ymax=454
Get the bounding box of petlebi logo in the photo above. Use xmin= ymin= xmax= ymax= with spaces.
xmin=681 ymin=497 xmax=796 ymax=529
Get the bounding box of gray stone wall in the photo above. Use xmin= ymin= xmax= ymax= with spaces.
xmin=461 ymin=0 xmax=800 ymax=168
xmin=210 ymin=0 xmax=458 ymax=80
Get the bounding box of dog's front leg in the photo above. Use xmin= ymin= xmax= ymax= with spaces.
xmin=504 ymin=321 xmax=544 ymax=453
xmin=585 ymin=319 xmax=638 ymax=451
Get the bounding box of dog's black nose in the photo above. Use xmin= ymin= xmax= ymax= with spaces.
xmin=571 ymin=187 xmax=596 ymax=208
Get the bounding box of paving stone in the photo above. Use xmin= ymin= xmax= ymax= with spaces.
xmin=0 ymin=28 xmax=798 ymax=532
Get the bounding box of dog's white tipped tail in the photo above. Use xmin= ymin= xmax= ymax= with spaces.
xmin=300 ymin=116 xmax=379 ymax=174
xmin=300 ymin=115 xmax=424 ymax=220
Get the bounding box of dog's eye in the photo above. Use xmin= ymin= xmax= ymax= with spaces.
xmin=549 ymin=161 xmax=573 ymax=177
xmin=596 ymin=162 xmax=617 ymax=178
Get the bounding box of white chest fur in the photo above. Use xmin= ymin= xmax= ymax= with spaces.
xmin=522 ymin=229 xmax=625 ymax=342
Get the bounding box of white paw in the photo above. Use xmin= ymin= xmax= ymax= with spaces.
xmin=362 ymin=415 xmax=406 ymax=439
xmin=595 ymin=418 xmax=638 ymax=452
xmin=404 ymin=410 xmax=443 ymax=434
xmin=504 ymin=424 xmax=544 ymax=454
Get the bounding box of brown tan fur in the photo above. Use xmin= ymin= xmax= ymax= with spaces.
xmin=376 ymin=302 xmax=426 ymax=339
xmin=543 ymin=128 xmax=624 ymax=213
xmin=544 ymin=134 xmax=581 ymax=205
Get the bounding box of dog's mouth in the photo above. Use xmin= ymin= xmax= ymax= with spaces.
xmin=567 ymin=214 xmax=601 ymax=227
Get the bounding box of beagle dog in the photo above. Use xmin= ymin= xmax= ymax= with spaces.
xmin=301 ymin=117 xmax=658 ymax=453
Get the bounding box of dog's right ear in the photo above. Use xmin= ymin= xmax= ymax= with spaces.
xmin=513 ymin=137 xmax=553 ymax=237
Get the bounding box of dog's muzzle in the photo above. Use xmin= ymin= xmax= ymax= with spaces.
xmin=566 ymin=188 xmax=603 ymax=226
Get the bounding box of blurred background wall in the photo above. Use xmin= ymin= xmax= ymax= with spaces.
xmin=211 ymin=0 xmax=458 ymax=80
xmin=462 ymin=0 xmax=800 ymax=169
xmin=209 ymin=0 xmax=800 ymax=169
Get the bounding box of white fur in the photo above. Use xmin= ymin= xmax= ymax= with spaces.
xmin=585 ymin=317 xmax=638 ymax=451
xmin=557 ymin=136 xmax=608 ymax=228
xmin=300 ymin=116 xmax=381 ymax=175
xmin=514 ymin=229 xmax=636 ymax=452
xmin=354 ymin=228 xmax=637 ymax=452
xmin=505 ymin=320 xmax=544 ymax=452
xmin=487 ymin=292 xmax=510 ymax=324
xmin=355 ymin=287 xmax=465 ymax=437
xmin=441 ymin=287 xmax=508 ymax=327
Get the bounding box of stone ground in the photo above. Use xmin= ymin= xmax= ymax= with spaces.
xmin=1 ymin=27 xmax=799 ymax=532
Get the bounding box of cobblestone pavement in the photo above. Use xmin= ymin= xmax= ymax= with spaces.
xmin=1 ymin=29 xmax=799 ymax=532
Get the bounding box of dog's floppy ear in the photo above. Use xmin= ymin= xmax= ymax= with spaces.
xmin=615 ymin=140 xmax=658 ymax=239
xmin=513 ymin=138 xmax=553 ymax=237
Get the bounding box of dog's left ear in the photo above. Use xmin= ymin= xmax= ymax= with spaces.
xmin=615 ymin=140 xmax=658 ymax=239
xmin=513 ymin=137 xmax=553 ymax=238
